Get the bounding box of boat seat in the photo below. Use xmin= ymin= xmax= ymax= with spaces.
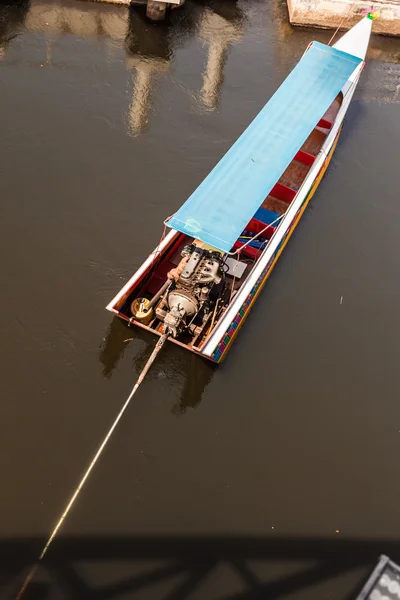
xmin=294 ymin=149 xmax=315 ymax=166
xmin=270 ymin=182 xmax=297 ymax=203
xmin=318 ymin=118 xmax=333 ymax=129
xmin=253 ymin=207 xmax=280 ymax=226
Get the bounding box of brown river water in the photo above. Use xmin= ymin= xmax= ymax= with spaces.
xmin=1 ymin=0 xmax=400 ymax=598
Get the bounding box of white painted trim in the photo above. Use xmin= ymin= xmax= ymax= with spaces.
xmin=106 ymin=229 xmax=178 ymax=312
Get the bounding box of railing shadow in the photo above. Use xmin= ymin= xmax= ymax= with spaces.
xmin=3 ymin=534 xmax=400 ymax=600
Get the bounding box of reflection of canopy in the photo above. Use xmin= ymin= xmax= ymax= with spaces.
xmin=167 ymin=42 xmax=361 ymax=252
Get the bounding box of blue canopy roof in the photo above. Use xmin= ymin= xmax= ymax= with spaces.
xmin=167 ymin=42 xmax=361 ymax=253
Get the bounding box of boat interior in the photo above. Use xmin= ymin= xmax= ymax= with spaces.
xmin=113 ymin=93 xmax=343 ymax=350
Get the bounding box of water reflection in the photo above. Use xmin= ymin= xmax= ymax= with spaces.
xmin=0 ymin=0 xmax=30 ymax=59
xmin=125 ymin=1 xmax=245 ymax=130
xmin=99 ymin=316 xmax=132 ymax=379
xmin=99 ymin=317 xmax=215 ymax=414
xmin=197 ymin=1 xmax=245 ymax=110
xmin=25 ymin=0 xmax=128 ymax=40
xmin=0 ymin=0 xmax=247 ymax=129
xmin=171 ymin=352 xmax=214 ymax=415
xmin=125 ymin=10 xmax=172 ymax=134
xmin=1 ymin=0 xmax=400 ymax=115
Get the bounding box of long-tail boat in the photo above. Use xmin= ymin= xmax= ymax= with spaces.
xmin=107 ymin=15 xmax=375 ymax=364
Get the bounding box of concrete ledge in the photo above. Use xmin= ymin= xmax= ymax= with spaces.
xmin=287 ymin=0 xmax=400 ymax=36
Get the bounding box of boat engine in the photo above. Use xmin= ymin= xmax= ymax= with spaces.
xmin=157 ymin=244 xmax=224 ymax=338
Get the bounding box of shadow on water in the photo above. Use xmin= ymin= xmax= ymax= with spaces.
xmin=171 ymin=352 xmax=215 ymax=415
xmin=334 ymin=99 xmax=366 ymax=147
xmin=99 ymin=317 xmax=215 ymax=414
xmin=0 ymin=0 xmax=29 ymax=55
xmin=126 ymin=7 xmax=173 ymax=59
xmin=99 ymin=317 xmax=132 ymax=380
xmin=4 ymin=535 xmax=400 ymax=599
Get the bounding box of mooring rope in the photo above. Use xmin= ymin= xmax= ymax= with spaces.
xmin=15 ymin=333 xmax=169 ymax=599
xmin=328 ymin=0 xmax=358 ymax=45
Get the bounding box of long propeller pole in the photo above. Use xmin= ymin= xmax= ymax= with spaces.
xmin=15 ymin=332 xmax=169 ymax=599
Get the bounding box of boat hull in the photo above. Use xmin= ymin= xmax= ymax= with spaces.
xmin=107 ymin=22 xmax=371 ymax=363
